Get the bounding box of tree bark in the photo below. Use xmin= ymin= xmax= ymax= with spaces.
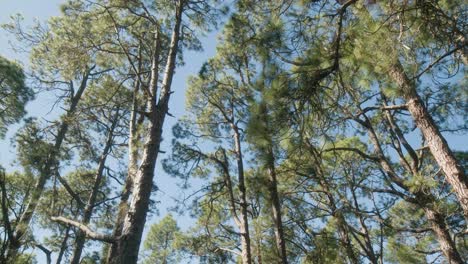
xmin=233 ymin=125 xmax=253 ymax=264
xmin=389 ymin=62 xmax=468 ymax=223
xmin=423 ymin=202 xmax=464 ymax=264
xmin=108 ymin=46 xmax=144 ymax=254
xmin=107 ymin=2 xmax=183 ymax=263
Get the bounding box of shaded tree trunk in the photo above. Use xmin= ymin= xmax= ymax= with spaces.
xmin=108 ymin=46 xmax=144 ymax=253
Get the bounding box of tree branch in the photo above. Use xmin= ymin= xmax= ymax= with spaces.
xmin=323 ymin=147 xmax=380 ymax=161
xmin=34 ymin=243 xmax=52 ymax=264
xmin=51 ymin=216 xmax=115 ymax=243
xmin=214 ymin=246 xmax=241 ymax=256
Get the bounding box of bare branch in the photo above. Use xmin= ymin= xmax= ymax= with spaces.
xmin=51 ymin=216 xmax=115 ymax=243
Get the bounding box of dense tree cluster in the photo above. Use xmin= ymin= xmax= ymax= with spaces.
xmin=0 ymin=0 xmax=466 ymax=263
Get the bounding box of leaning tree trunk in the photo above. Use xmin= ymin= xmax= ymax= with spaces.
xmin=6 ymin=69 xmax=91 ymax=260
xmin=70 ymin=112 xmax=118 ymax=264
xmin=389 ymin=62 xmax=468 ymax=222
xmin=107 ymin=3 xmax=183 ymax=263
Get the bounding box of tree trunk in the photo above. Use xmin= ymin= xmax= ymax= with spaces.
xmin=256 ymin=235 xmax=263 ymax=264
xmin=70 ymin=113 xmax=118 ymax=264
xmin=56 ymin=226 xmax=71 ymax=264
xmin=7 ymin=69 xmax=91 ymax=260
xmin=266 ymin=150 xmax=288 ymax=264
xmin=108 ymin=46 xmax=144 ymax=257
xmin=233 ymin=125 xmax=252 ymax=264
xmin=389 ymin=62 xmax=468 ymax=222
xmin=423 ymin=204 xmax=464 ymax=264
xmin=107 ymin=2 xmax=183 ymax=263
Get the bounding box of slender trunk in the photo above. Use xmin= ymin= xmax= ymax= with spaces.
xmin=70 ymin=113 xmax=118 ymax=264
xmin=256 ymin=235 xmax=262 ymax=264
xmin=351 ymin=188 xmax=377 ymax=264
xmin=389 ymin=62 xmax=468 ymax=222
xmin=257 ymin=99 xmax=287 ymax=263
xmin=107 ymin=3 xmax=183 ymax=263
xmin=7 ymin=69 xmax=90 ymax=260
xmin=56 ymin=226 xmax=71 ymax=264
xmin=265 ymin=150 xmax=288 ymax=264
xmin=233 ymin=126 xmax=252 ymax=264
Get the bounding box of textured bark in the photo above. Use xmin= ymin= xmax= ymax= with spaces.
xmin=6 ymin=69 xmax=91 ymax=260
xmin=70 ymin=114 xmax=118 ymax=264
xmin=423 ymin=203 xmax=464 ymax=264
xmin=107 ymin=2 xmax=183 ymax=263
xmin=107 ymin=80 xmax=143 ymax=260
xmin=233 ymin=126 xmax=253 ymax=264
xmin=389 ymin=62 xmax=468 ymax=222
xmin=108 ymin=45 xmax=145 ymax=255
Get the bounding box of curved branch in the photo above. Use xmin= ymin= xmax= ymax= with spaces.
xmin=51 ymin=216 xmax=115 ymax=243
